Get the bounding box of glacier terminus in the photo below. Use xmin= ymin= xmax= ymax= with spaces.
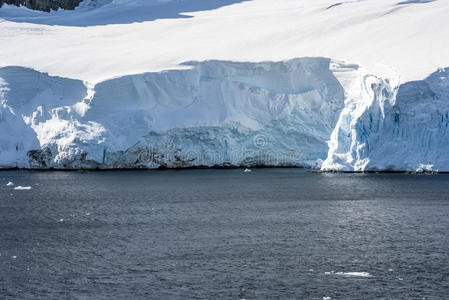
xmin=1 ymin=0 xmax=449 ymax=172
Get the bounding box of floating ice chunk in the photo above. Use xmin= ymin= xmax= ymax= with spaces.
xmin=323 ymin=297 xmax=332 ymax=300
xmin=14 ymin=186 xmax=31 ymax=190
xmin=6 ymin=181 xmax=14 ymax=187
xmin=388 ymin=269 xmax=394 ymax=272
xmin=12 ymin=256 xmax=17 ymax=259
xmin=85 ymin=213 xmax=91 ymax=216
xmin=335 ymin=272 xmax=372 ymax=277
xmin=59 ymin=219 xmax=64 ymax=222
xmin=416 ymin=164 xmax=434 ymax=173
xmin=325 ymin=271 xmax=372 ymax=277
xmin=244 ymin=169 xmax=252 ymax=173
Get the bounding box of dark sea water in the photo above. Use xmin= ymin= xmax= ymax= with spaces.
xmin=1 ymin=169 xmax=449 ymax=299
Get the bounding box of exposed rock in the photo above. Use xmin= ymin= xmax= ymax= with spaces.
xmin=28 ymin=147 xmax=52 ymax=168
xmin=0 ymin=0 xmax=84 ymax=12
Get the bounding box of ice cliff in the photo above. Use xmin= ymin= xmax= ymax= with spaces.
xmin=1 ymin=58 xmax=448 ymax=171
xmin=0 ymin=58 xmax=345 ymax=169
xmin=322 ymin=66 xmax=449 ymax=172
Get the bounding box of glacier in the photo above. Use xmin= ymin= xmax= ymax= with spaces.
xmin=0 ymin=58 xmax=347 ymax=169
xmin=1 ymin=0 xmax=449 ymax=171
xmin=1 ymin=57 xmax=448 ymax=171
xmin=323 ymin=67 xmax=449 ymax=172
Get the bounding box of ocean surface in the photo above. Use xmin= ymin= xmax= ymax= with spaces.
xmin=1 ymin=169 xmax=449 ymax=299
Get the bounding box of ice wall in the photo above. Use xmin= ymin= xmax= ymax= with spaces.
xmin=322 ymin=67 xmax=449 ymax=172
xmin=1 ymin=58 xmax=448 ymax=171
xmin=0 ymin=58 xmax=347 ymax=169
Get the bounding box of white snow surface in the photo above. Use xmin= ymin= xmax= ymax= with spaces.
xmin=1 ymin=0 xmax=448 ymax=83
xmin=0 ymin=0 xmax=449 ymax=170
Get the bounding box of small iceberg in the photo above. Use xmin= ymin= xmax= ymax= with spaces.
xmin=336 ymin=272 xmax=372 ymax=277
xmin=244 ymin=168 xmax=252 ymax=173
xmin=14 ymin=186 xmax=32 ymax=190
xmin=6 ymin=181 xmax=14 ymax=187
xmin=325 ymin=271 xmax=372 ymax=277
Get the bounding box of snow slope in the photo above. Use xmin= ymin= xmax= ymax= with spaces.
xmin=1 ymin=0 xmax=448 ymax=83
xmin=0 ymin=0 xmax=448 ymax=170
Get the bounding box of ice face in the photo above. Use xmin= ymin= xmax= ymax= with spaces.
xmin=1 ymin=59 xmax=448 ymax=171
xmin=322 ymin=67 xmax=449 ymax=172
xmin=0 ymin=58 xmax=347 ymax=169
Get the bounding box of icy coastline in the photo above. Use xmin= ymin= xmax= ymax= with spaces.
xmin=1 ymin=0 xmax=448 ymax=172
xmin=1 ymin=58 xmax=448 ymax=171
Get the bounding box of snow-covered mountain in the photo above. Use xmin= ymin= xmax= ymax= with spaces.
xmin=0 ymin=0 xmax=448 ymax=171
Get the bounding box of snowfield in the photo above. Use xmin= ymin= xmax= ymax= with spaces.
xmin=0 ymin=0 xmax=448 ymax=171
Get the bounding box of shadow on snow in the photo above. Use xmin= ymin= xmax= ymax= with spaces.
xmin=0 ymin=0 xmax=252 ymax=27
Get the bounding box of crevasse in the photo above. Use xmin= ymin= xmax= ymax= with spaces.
xmin=323 ymin=66 xmax=449 ymax=172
